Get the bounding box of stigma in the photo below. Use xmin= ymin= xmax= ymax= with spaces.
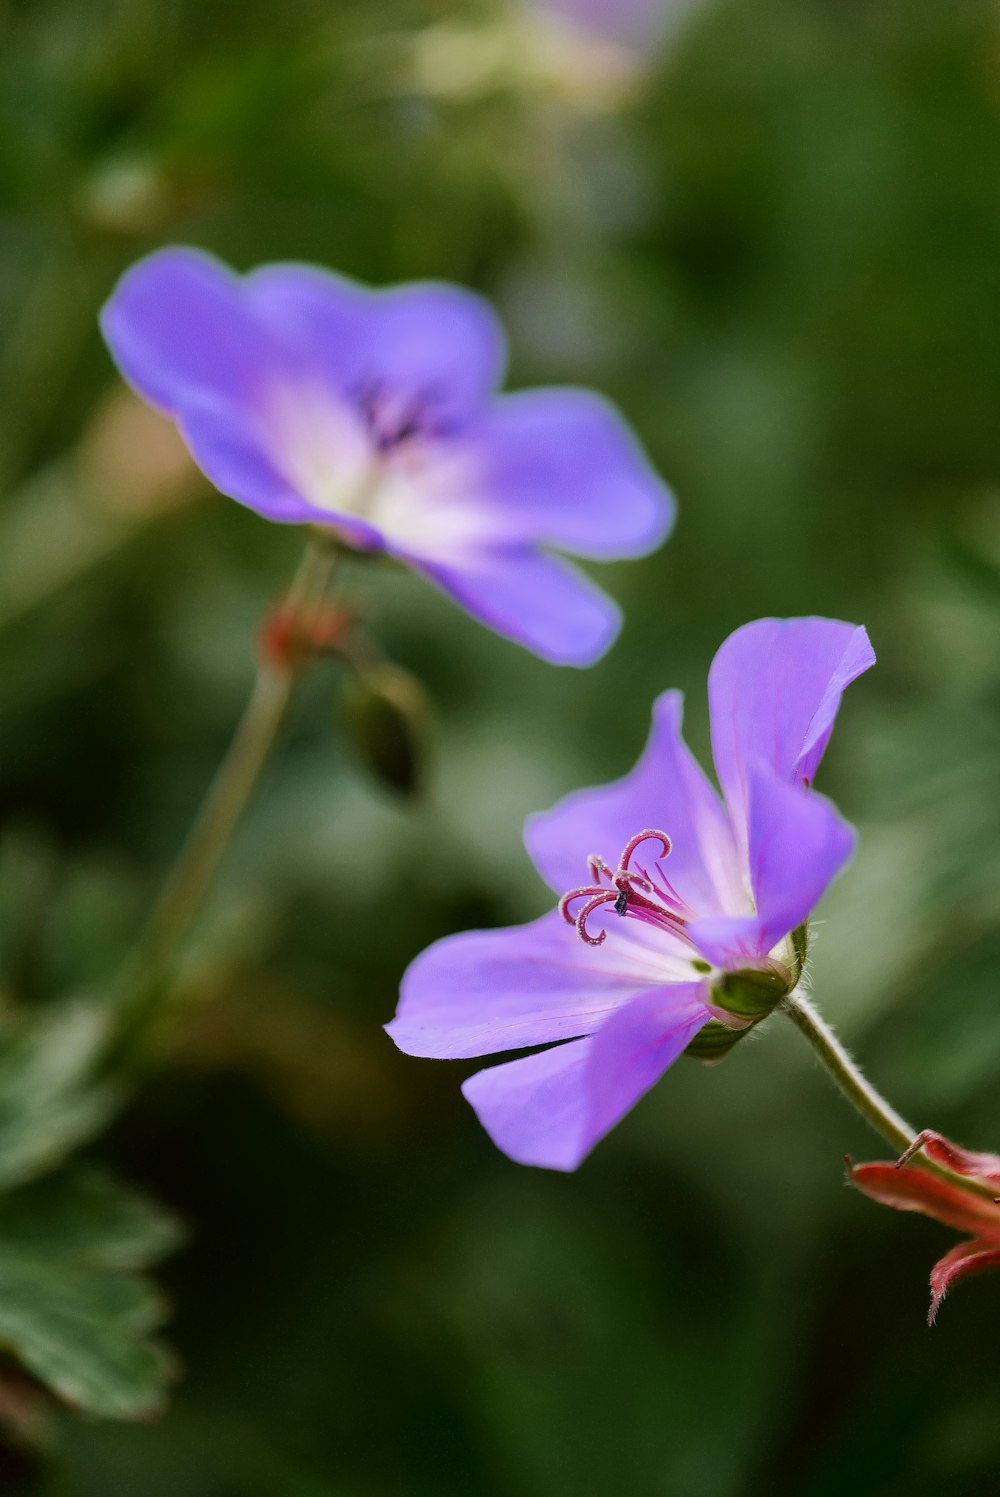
xmin=558 ymin=829 xmax=698 ymax=949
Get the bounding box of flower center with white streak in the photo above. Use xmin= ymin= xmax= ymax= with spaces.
xmin=263 ymin=377 xmax=497 ymax=559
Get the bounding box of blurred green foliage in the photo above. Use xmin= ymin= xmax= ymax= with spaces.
xmin=2 ymin=0 xmax=1000 ymax=1490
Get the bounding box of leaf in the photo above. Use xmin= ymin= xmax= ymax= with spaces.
xmin=0 ymin=1002 xmax=121 ymax=1192
xmin=0 ymin=1167 xmax=182 ymax=1270
xmin=0 ymin=1167 xmax=183 ymax=1420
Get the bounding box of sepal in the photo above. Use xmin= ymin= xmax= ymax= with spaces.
xmin=684 ymin=965 xmax=793 ymax=1064
xmin=711 ymin=965 xmax=792 ymax=1021
xmin=683 ymin=1019 xmax=745 ymax=1064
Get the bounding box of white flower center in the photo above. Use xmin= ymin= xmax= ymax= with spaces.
xmin=262 ymin=378 xmax=497 ymax=560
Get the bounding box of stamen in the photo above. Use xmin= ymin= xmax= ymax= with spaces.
xmin=558 ymin=884 xmax=607 ymax=924
xmin=575 ymin=892 xmax=615 ymax=946
xmin=620 ymin=829 xmax=671 ymax=870
xmin=559 ymin=827 xmax=698 ymax=952
xmin=354 ymin=379 xmax=454 ymax=452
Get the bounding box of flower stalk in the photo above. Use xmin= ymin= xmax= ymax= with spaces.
xmin=781 ymin=989 xmax=999 ymax=1206
xmin=106 ymin=532 xmax=340 ymax=1066
xmin=780 ymin=989 xmax=915 ymax=1153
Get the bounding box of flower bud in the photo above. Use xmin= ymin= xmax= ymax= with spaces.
xmin=343 ymin=664 xmax=428 ymax=797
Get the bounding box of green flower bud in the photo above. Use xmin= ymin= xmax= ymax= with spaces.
xmin=343 ymin=663 xmax=428 ymax=798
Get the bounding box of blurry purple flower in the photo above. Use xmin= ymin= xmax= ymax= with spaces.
xmin=532 ymin=0 xmax=685 ymax=56
xmin=100 ymin=247 xmax=672 ymax=665
xmin=388 ymin=618 xmax=874 ymax=1169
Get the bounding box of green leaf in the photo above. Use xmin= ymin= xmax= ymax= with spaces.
xmin=0 ymin=1002 xmax=121 ymax=1191
xmin=0 ymin=1168 xmax=183 ymax=1420
xmin=0 ymin=1167 xmax=182 ymax=1270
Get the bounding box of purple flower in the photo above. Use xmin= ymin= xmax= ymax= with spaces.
xmin=100 ymin=247 xmax=672 ymax=665
xmin=532 ymin=0 xmax=686 ymax=55
xmin=388 ymin=617 xmax=875 ymax=1169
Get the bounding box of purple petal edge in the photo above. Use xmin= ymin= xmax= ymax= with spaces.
xmin=461 ymin=983 xmax=710 ymax=1170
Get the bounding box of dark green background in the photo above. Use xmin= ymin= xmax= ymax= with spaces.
xmin=2 ymin=0 xmax=1000 ymax=1491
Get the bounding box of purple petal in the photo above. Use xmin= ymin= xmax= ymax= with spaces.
xmin=745 ymin=768 xmax=857 ymax=951
xmin=688 ymin=767 xmax=857 ymax=969
xmin=247 ymin=265 xmax=506 ymax=428
xmin=479 ymin=389 xmax=674 ymax=559
xmin=415 ymin=547 xmax=621 ymax=666
xmin=173 ymin=404 xmax=386 ymax=544
xmin=708 ymin=618 xmax=875 ymax=844
xmin=100 ymin=247 xmax=286 ymax=418
xmin=525 ymin=691 xmax=743 ymax=913
xmin=175 ymin=406 xmax=322 ymax=524
xmin=533 ymin=0 xmax=677 ymax=52
xmin=388 ymin=909 xmax=681 ymax=1060
xmin=461 ymin=983 xmax=710 ymax=1170
xmin=684 ymin=915 xmax=769 ymax=971
xmin=244 ymin=263 xmax=372 ymax=387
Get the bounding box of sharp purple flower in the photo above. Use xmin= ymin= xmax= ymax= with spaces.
xmin=100 ymin=247 xmax=673 ymax=666
xmin=388 ymin=617 xmax=875 ymax=1170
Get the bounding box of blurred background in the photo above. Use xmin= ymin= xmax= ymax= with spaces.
xmin=2 ymin=0 xmax=1000 ymax=1491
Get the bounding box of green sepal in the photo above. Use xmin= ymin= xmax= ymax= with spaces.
xmin=711 ymin=965 xmax=791 ymax=1021
xmin=683 ymin=1020 xmax=746 ymax=1063
xmin=791 ymin=923 xmax=809 ymax=980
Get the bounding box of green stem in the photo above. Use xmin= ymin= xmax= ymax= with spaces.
xmin=781 ymin=990 xmax=914 ymax=1153
xmin=782 ymin=989 xmax=999 ymax=1204
xmin=108 ymin=534 xmax=339 ymax=1063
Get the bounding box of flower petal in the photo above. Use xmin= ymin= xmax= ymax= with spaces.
xmin=929 ymin=1240 xmax=1000 ymax=1325
xmin=525 ymin=691 xmax=742 ymax=912
xmin=461 ymin=983 xmax=710 ymax=1169
xmin=100 ymin=247 xmax=285 ymax=418
xmin=688 ymin=767 xmax=857 ymax=967
xmin=708 ymin=618 xmax=875 ymax=844
xmin=388 ymin=910 xmax=683 ymax=1060
xmin=682 ymin=915 xmax=770 ymax=972
xmin=173 ymin=404 xmax=387 ymax=545
xmin=536 ymin=0 xmax=671 ymax=52
xmin=415 ymin=547 xmax=621 ymax=666
xmin=171 ymin=407 xmax=319 ymax=521
xmin=247 ymin=265 xmax=506 ymax=427
xmin=478 ymin=389 xmax=674 ymax=559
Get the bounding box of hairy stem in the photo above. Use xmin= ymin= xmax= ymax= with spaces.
xmin=782 ymin=989 xmax=999 ymax=1203
xmin=781 ymin=990 xmax=914 ymax=1153
xmin=108 ymin=534 xmax=339 ymax=1063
